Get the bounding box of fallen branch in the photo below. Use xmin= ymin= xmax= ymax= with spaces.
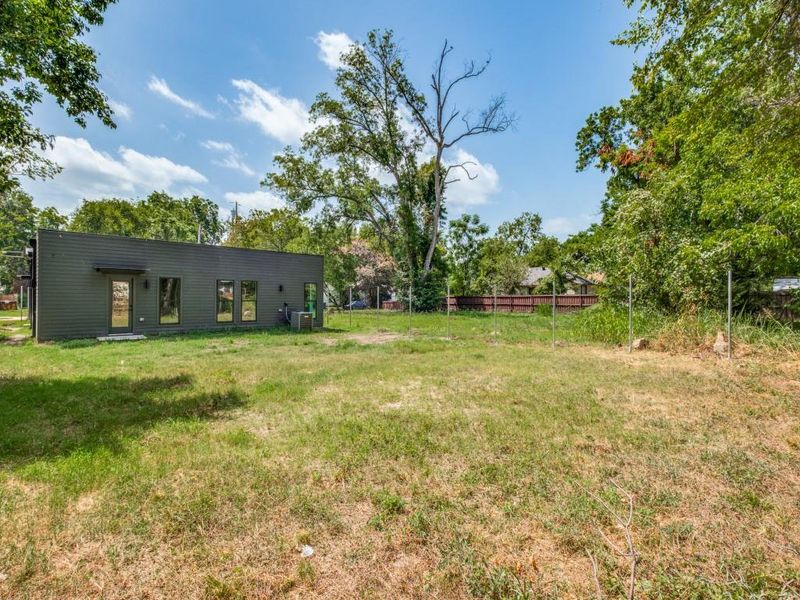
xmin=584 ymin=479 xmax=639 ymax=600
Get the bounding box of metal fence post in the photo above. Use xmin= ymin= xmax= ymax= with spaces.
xmin=446 ymin=281 xmax=451 ymax=340
xmin=349 ymin=286 xmax=352 ymax=329
xmin=408 ymin=283 xmax=412 ymax=333
xmin=552 ymin=279 xmax=556 ymax=348
xmin=727 ymin=269 xmax=732 ymax=360
xmin=628 ymin=274 xmax=633 ymax=353
xmin=493 ymin=286 xmax=497 ymax=341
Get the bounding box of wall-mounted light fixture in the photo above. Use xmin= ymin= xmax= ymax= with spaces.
xmin=143 ymin=279 xmax=149 ymax=289
xmin=278 ymin=284 xmax=283 ymax=292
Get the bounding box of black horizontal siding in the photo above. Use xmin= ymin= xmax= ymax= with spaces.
xmin=35 ymin=230 xmax=323 ymax=341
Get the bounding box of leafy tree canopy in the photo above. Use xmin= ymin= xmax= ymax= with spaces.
xmin=576 ymin=0 xmax=800 ymax=311
xmin=266 ymin=29 xmax=509 ymax=310
xmin=70 ymin=192 xmax=224 ymax=244
xmin=226 ymin=208 xmax=310 ymax=253
xmin=0 ymin=0 xmax=116 ymax=191
xmin=0 ymin=189 xmax=65 ymax=289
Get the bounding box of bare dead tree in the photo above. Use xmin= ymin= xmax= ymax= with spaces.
xmin=585 ymin=479 xmax=639 ymax=600
xmin=392 ymin=40 xmax=515 ymax=271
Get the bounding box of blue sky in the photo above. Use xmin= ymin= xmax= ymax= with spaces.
xmin=22 ymin=0 xmax=637 ymax=238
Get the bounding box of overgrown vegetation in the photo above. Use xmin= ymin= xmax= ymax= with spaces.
xmin=571 ymin=303 xmax=800 ymax=352
xmin=574 ymin=0 xmax=800 ymax=311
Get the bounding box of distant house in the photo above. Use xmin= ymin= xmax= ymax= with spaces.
xmin=773 ymin=277 xmax=800 ymax=292
xmin=0 ymin=294 xmax=17 ymax=311
xmin=768 ymin=277 xmax=799 ymax=322
xmin=520 ymin=267 xmax=597 ymax=295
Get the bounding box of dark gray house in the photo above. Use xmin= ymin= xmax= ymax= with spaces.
xmin=29 ymin=230 xmax=323 ymax=341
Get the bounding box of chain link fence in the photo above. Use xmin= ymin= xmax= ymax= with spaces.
xmin=325 ymin=270 xmax=800 ymax=356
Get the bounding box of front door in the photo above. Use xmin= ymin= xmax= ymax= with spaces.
xmin=109 ymin=278 xmax=133 ymax=334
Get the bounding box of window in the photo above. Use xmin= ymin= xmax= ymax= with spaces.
xmin=241 ymin=280 xmax=257 ymax=322
xmin=304 ymin=283 xmax=317 ymax=314
xmin=158 ymin=277 xmax=181 ymax=324
xmin=216 ymin=280 xmax=234 ymax=322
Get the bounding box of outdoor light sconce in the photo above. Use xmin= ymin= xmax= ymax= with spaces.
xmin=279 ymin=284 xmax=283 ymax=292
xmin=143 ymin=279 xmax=150 ymax=289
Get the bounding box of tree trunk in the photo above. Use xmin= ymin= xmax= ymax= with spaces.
xmin=423 ymin=148 xmax=444 ymax=271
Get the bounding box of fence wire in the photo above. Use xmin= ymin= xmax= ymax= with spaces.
xmin=321 ymin=269 xmax=800 ymax=357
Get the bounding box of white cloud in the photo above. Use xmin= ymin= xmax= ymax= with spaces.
xmin=109 ymin=99 xmax=132 ymax=121
xmin=42 ymin=136 xmax=207 ymax=202
xmin=444 ymin=149 xmax=501 ymax=207
xmin=231 ymin=79 xmax=310 ymax=144
xmin=201 ymin=140 xmax=257 ymax=177
xmin=148 ymin=75 xmax=214 ymax=118
xmin=314 ymin=31 xmax=355 ymax=70
xmin=223 ymin=190 xmax=284 ymax=213
xmin=201 ymin=140 xmax=235 ymax=153
xmin=542 ymin=214 xmax=595 ymax=238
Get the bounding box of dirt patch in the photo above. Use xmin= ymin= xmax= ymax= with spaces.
xmin=2 ymin=333 xmax=28 ymax=346
xmin=349 ymin=332 xmax=405 ymax=344
xmin=319 ymin=332 xmax=406 ymax=346
xmin=73 ymin=492 xmax=98 ymax=514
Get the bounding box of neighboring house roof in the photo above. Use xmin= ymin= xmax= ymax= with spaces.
xmin=521 ymin=267 xmax=551 ymax=287
xmin=773 ymin=277 xmax=800 ymax=292
xmin=566 ymin=273 xmax=595 ymax=286
xmin=521 ymin=267 xmax=596 ymax=288
xmin=586 ymin=272 xmax=605 ymax=284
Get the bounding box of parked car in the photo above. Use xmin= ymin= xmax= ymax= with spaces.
xmin=345 ymin=299 xmax=368 ymax=310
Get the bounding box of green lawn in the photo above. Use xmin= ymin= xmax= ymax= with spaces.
xmin=0 ymin=312 xmax=798 ymax=598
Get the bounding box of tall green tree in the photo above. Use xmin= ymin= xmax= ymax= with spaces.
xmin=474 ymin=237 xmax=528 ymax=295
xmin=226 ymin=208 xmax=310 ymax=253
xmin=495 ymin=212 xmax=544 ymax=257
xmin=0 ymin=0 xmax=117 ymax=191
xmin=267 ymin=31 xmax=434 ymax=302
xmin=577 ymin=0 xmax=800 ymax=311
xmin=0 ymin=189 xmax=65 ymax=288
xmin=445 ymin=213 xmax=488 ymax=295
xmin=266 ymin=30 xmax=510 ymax=309
xmin=70 ymin=192 xmax=224 ymax=244
xmin=306 ymin=210 xmax=358 ymax=309
xmin=225 ymin=208 xmax=310 ymax=252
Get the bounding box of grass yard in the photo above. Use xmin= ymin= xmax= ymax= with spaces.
xmin=0 ymin=311 xmax=799 ymax=598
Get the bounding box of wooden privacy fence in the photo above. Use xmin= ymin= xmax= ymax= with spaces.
xmin=446 ymin=295 xmax=598 ymax=312
xmin=379 ymin=295 xmax=599 ymax=312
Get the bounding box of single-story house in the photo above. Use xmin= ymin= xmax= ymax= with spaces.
xmin=28 ymin=230 xmax=324 ymax=341
xmin=520 ymin=267 xmax=598 ymax=295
